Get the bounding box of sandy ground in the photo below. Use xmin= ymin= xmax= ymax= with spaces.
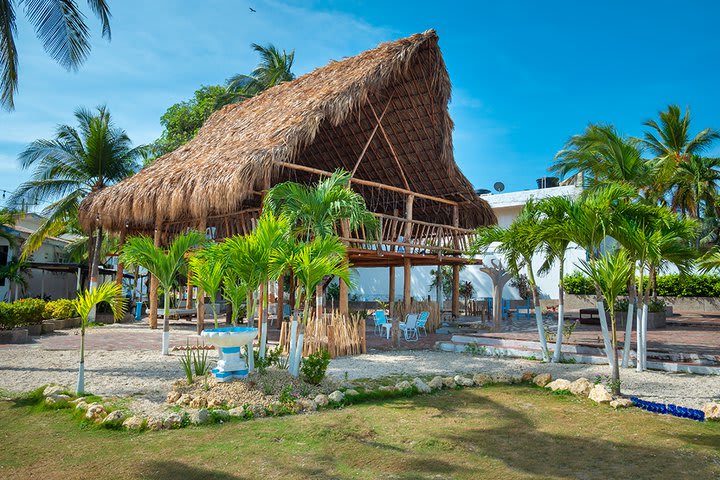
xmin=1 ymin=345 xmax=719 ymax=411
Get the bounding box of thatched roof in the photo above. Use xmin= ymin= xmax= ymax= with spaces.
xmin=79 ymin=30 xmax=496 ymax=235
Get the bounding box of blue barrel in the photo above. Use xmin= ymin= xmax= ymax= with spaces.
xmin=135 ymin=301 xmax=143 ymax=321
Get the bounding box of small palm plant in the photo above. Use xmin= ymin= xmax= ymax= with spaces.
xmin=271 ymin=235 xmax=350 ymax=376
xmin=121 ymin=230 xmax=204 ymax=355
xmin=579 ymin=249 xmax=633 ymax=395
xmin=73 ymin=282 xmax=127 ymax=394
xmin=188 ymin=243 xmax=227 ymax=329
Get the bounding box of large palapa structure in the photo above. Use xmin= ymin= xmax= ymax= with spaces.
xmin=79 ymin=29 xmax=496 ymax=328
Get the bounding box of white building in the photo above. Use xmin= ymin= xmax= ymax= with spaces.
xmin=349 ymin=180 xmax=586 ymax=303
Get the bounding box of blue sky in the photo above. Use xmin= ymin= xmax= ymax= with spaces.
xmin=1 ymin=0 xmax=719 ymax=198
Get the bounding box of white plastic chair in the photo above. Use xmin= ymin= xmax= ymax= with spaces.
xmin=399 ymin=314 xmax=419 ymax=341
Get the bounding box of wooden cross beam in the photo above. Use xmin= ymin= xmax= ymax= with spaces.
xmin=350 ymin=92 xmax=395 ymax=179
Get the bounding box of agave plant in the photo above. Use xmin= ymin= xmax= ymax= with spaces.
xmin=73 ymin=282 xmax=127 ymax=394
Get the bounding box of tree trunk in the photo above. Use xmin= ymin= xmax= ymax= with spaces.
xmin=162 ymin=290 xmax=171 ymax=355
xmin=622 ymin=274 xmax=636 ymax=368
xmin=76 ymin=319 xmax=86 ymax=395
xmin=610 ymin=303 xmax=621 ymax=395
xmin=594 ymin=283 xmax=614 ymax=368
xmin=87 ymin=225 xmax=103 ymax=323
xmin=552 ymin=259 xmax=565 ymax=363
xmin=259 ymin=281 xmax=268 ymax=359
xmin=527 ymin=267 xmax=549 ymax=361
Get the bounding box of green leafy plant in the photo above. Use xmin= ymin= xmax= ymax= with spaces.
xmin=43 ymin=299 xmax=77 ymax=320
xmin=192 ymin=348 xmax=209 ymax=377
xmin=300 ymin=349 xmax=331 ymax=385
xmin=7 ymin=298 xmax=46 ymax=326
xmin=464 ymin=343 xmax=488 ymax=355
xmin=563 ymin=272 xmax=596 ymax=295
xmin=179 ymin=348 xmax=194 ymax=384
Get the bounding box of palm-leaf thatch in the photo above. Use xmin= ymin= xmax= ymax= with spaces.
xmin=79 ymin=30 xmax=495 ymax=236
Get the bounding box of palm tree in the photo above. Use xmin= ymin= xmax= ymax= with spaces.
xmin=271 ymin=235 xmax=350 ymax=376
xmin=535 ymin=196 xmax=573 ymax=362
xmin=189 ymin=243 xmax=226 ymax=329
xmin=9 ymin=106 xmax=144 ymax=309
xmin=264 ymin=169 xmax=378 ymax=241
xmin=642 ymin=105 xmax=720 ymax=203
xmin=0 ymin=209 xmax=18 ymax=247
xmin=1 ymin=0 xmax=112 ymax=110
xmin=472 ymin=206 xmax=550 ymax=361
xmin=552 ymin=124 xmax=651 ymax=195
xmin=227 ymin=43 xmax=295 ymax=99
xmin=223 ymin=234 xmax=263 ymax=328
xmin=73 ymin=282 xmax=126 ymax=394
xmin=121 ymin=230 xmax=204 ymax=355
xmin=579 ymin=249 xmax=633 ymax=395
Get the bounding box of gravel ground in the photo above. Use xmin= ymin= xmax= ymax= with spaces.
xmin=1 ymin=347 xmax=719 ymax=411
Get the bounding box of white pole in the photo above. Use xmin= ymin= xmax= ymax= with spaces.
xmin=641 ymin=303 xmax=648 ymax=370
xmin=288 ymin=313 xmax=298 ymax=371
xmin=534 ymin=306 xmax=550 ymax=362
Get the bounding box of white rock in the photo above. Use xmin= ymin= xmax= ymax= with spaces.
xmin=85 ymin=403 xmax=107 ymax=422
xmin=166 ymin=391 xmax=181 ymax=404
xmin=454 ymin=375 xmax=474 ymax=387
xmin=102 ymin=410 xmax=125 ymax=426
xmin=314 ymin=394 xmax=329 ymax=406
xmin=610 ymin=398 xmax=633 ymax=409
xmin=297 ymin=399 xmax=318 ymax=412
xmin=75 ymin=401 xmax=88 ymax=411
xmin=546 ymin=379 xmax=572 ymax=392
xmin=164 ymin=413 xmax=183 ymax=429
xmin=492 ymin=373 xmax=512 ymax=384
xmin=45 ymin=394 xmax=71 ymax=405
xmin=122 ymin=416 xmax=144 ymax=430
xmin=345 ymin=389 xmax=359 ymax=396
xmin=395 ymin=381 xmax=412 ymax=390
xmin=413 ymin=378 xmax=431 ymax=394
xmin=43 ymin=385 xmax=66 ymax=397
xmin=472 ymin=373 xmax=492 ymax=386
xmin=703 ymin=402 xmax=720 ymax=421
xmin=588 ymin=384 xmax=613 ymax=404
xmin=442 ymin=377 xmax=457 ymax=389
xmin=228 ymin=407 xmax=245 ymax=417
xmin=428 ymin=376 xmax=444 ymax=389
xmin=533 ymin=373 xmax=552 ymax=387
xmin=328 ymin=390 xmax=345 ymax=403
xmin=146 ymin=415 xmax=164 ymax=430
xmin=569 ymin=378 xmax=592 ymax=396
xmin=190 ymin=408 xmax=210 ymax=425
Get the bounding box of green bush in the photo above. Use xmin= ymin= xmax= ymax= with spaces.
xmin=0 ymin=303 xmax=13 ymax=330
xmin=10 ymin=298 xmax=46 ymax=326
xmin=563 ymin=272 xmax=596 ymax=295
xmin=565 ymin=272 xmax=720 ymax=297
xmin=43 ymin=299 xmax=77 ymax=320
xmin=301 ymin=349 xmax=331 ymax=385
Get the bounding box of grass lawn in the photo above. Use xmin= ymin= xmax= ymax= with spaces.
xmin=1 ymin=385 xmax=719 ymax=480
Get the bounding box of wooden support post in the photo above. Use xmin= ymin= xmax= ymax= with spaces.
xmin=388 ymin=266 xmax=396 ymax=317
xmin=115 ymin=229 xmax=127 ymax=322
xmin=196 ymin=218 xmax=207 ymax=334
xmin=403 ymin=258 xmax=412 ymax=310
xmin=316 ymin=284 xmax=324 ymax=320
xmin=451 ymin=204 xmax=460 ymax=318
xmin=149 ymin=225 xmax=162 ymax=329
xmin=277 ymin=274 xmax=284 ymax=323
xmin=452 ymin=265 xmax=460 ymax=318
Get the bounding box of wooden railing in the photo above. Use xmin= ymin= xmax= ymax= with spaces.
xmin=342 ymin=213 xmax=475 ymax=256
xmin=163 ymin=209 xmax=474 ymax=256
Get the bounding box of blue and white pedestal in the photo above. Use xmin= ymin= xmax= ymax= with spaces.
xmin=212 ymin=346 xmax=249 ymax=382
xmin=201 ymin=327 xmax=259 ymax=383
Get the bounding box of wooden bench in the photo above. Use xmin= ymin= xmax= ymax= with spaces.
xmin=578 ymin=308 xmax=600 ymax=325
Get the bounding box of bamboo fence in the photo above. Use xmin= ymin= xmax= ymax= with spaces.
xmin=279 ymin=310 xmax=367 ymax=358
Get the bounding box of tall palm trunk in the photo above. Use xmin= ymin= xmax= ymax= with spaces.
xmin=259 ymin=281 xmax=269 ymax=359
xmin=288 ymin=287 xmax=302 ymax=374
xmin=552 ymin=259 xmax=565 ymax=362
xmin=161 ymin=289 xmax=171 ymax=355
xmin=291 ymin=294 xmax=310 ymax=377
xmin=526 ymin=266 xmax=549 ymax=361
xmin=622 ymin=273 xmax=636 ymax=368
xmin=76 ymin=317 xmax=86 ymax=394
xmin=87 ymin=226 xmax=103 ymax=323
xmin=594 ymin=282 xmax=615 ymax=368
xmin=608 ymin=298 xmax=621 ymax=395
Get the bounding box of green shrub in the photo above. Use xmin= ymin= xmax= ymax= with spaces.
xmin=0 ymin=303 xmax=13 ymax=330
xmin=301 ymin=349 xmax=331 ymax=385
xmin=43 ymin=299 xmax=77 ymax=320
xmin=563 ymin=272 xmax=595 ymax=295
xmin=10 ymin=298 xmax=46 ymax=326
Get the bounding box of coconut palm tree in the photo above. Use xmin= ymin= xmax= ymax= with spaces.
xmin=1 ymin=0 xmax=112 ymax=110
xmin=670 ymin=155 xmax=720 ymax=219
xmin=552 ymin=124 xmax=651 ymax=195
xmin=188 ymin=243 xmax=226 ymax=329
xmin=9 ymin=106 xmax=144 ymax=307
xmin=121 ymin=230 xmax=204 ymax=355
xmin=223 ymin=234 xmax=263 ymax=328
xmin=535 ymin=196 xmax=573 ymax=362
xmin=472 ymin=206 xmax=550 ymax=361
xmin=226 ymin=43 xmax=295 ymax=99
xmin=271 ymin=234 xmax=350 ymax=376
xmin=73 ymin=282 xmax=126 ymax=394
xmin=579 ymin=249 xmax=633 ymax=394
xmin=0 ymin=257 xmax=29 ymax=301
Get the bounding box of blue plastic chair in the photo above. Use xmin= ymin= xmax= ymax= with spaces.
xmin=373 ymin=310 xmax=389 ymax=336
xmin=416 ymin=311 xmax=430 ymax=336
